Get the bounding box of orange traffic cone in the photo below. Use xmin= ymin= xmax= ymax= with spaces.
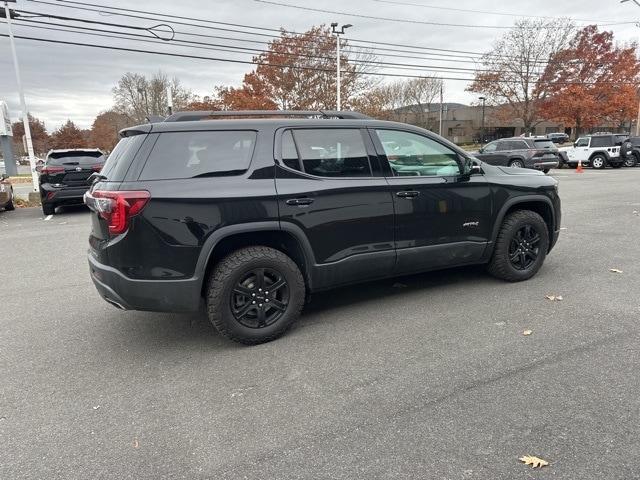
xmin=576 ymin=158 xmax=584 ymax=173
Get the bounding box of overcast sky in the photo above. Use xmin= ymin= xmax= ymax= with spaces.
xmin=1 ymin=0 xmax=639 ymax=131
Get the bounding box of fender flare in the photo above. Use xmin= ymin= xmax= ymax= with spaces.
xmin=588 ymin=150 xmax=610 ymax=162
xmin=490 ymin=195 xmax=556 ymax=245
xmin=192 ymin=221 xmax=317 ymax=289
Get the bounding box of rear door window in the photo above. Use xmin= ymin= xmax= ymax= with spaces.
xmin=140 ymin=130 xmax=257 ymax=180
xmin=590 ymin=136 xmax=612 ymax=148
xmin=290 ymin=129 xmax=373 ymax=177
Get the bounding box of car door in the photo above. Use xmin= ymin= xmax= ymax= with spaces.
xmin=569 ymin=137 xmax=590 ymax=162
xmin=275 ymin=127 xmax=395 ymax=289
xmin=475 ymin=141 xmax=503 ymax=165
xmin=370 ymin=128 xmax=492 ymax=274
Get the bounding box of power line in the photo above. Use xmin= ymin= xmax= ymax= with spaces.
xmin=0 ymin=32 xmax=634 ymax=87
xmin=252 ymin=0 xmax=635 ymax=29
xmin=13 ymin=19 xmax=534 ymax=76
xmin=25 ymin=0 xmax=546 ymax=63
xmin=371 ymin=0 xmax=626 ymax=23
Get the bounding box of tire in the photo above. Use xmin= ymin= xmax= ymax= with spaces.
xmin=543 ymin=168 xmax=550 ymax=174
xmin=5 ymin=197 xmax=15 ymax=211
xmin=623 ymin=155 xmax=637 ymax=168
xmin=42 ymin=203 xmax=55 ymax=215
xmin=590 ymin=154 xmax=606 ymax=169
xmin=206 ymin=246 xmax=306 ymax=345
xmin=508 ymin=159 xmax=524 ymax=168
xmin=487 ymin=210 xmax=549 ymax=282
xmin=610 ymin=161 xmax=623 ymax=169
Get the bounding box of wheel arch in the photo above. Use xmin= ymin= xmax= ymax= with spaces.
xmin=491 ymin=196 xmax=556 ymax=252
xmin=588 ymin=150 xmax=610 ymax=162
xmin=195 ymin=222 xmax=316 ymax=296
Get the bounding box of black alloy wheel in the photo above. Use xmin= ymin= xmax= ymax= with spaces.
xmin=231 ymin=268 xmax=289 ymax=328
xmin=508 ymin=224 xmax=540 ymax=271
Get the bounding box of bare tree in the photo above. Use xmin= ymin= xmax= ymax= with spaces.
xmin=113 ymin=71 xmax=195 ymax=123
xmin=467 ymin=18 xmax=574 ymax=134
xmin=403 ymin=76 xmax=443 ymax=129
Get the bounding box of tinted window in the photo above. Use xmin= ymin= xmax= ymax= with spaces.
xmin=101 ymin=135 xmax=145 ymax=179
xmin=47 ymin=150 xmax=104 ymax=166
xmin=631 ymin=137 xmax=640 ymax=146
xmin=506 ymin=140 xmax=529 ymax=150
xmin=533 ymin=139 xmax=555 ymax=149
xmin=496 ymin=141 xmax=511 ymax=151
xmin=281 ymin=130 xmax=301 ymax=171
xmin=376 ymin=129 xmax=460 ymax=177
xmin=482 ymin=142 xmax=498 ymax=153
xmin=590 ymin=136 xmax=612 ymax=148
xmin=140 ymin=130 xmax=256 ymax=180
xmin=292 ymin=129 xmax=372 ymax=177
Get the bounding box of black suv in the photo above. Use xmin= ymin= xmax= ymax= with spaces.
xmin=619 ymin=135 xmax=640 ymax=167
xmin=85 ymin=111 xmax=561 ymax=345
xmin=473 ymin=137 xmax=559 ymax=173
xmin=39 ymin=149 xmax=105 ymax=215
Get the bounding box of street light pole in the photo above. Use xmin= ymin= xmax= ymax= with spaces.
xmin=479 ymin=96 xmax=486 ymax=144
xmin=3 ymin=0 xmax=38 ymax=192
xmin=331 ymin=23 xmax=352 ymax=111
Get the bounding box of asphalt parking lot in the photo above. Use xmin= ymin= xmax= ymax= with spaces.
xmin=2 ymin=169 xmax=639 ymax=479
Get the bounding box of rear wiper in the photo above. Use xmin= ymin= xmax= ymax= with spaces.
xmin=89 ymin=172 xmax=107 ymax=183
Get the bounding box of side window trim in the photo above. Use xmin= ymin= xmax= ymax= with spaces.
xmin=369 ymin=127 xmax=465 ymax=177
xmin=274 ymin=127 xmax=381 ymax=179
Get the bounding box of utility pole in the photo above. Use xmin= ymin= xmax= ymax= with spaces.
xmin=479 ymin=96 xmax=486 ymax=144
xmin=3 ymin=0 xmax=39 ymax=192
xmin=331 ymin=22 xmax=352 ymax=111
xmin=438 ymin=82 xmax=444 ymax=136
xmin=166 ymin=85 xmax=173 ymax=116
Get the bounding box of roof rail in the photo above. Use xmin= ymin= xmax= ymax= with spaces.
xmin=163 ymin=110 xmax=370 ymax=122
xmin=145 ymin=115 xmax=166 ymax=123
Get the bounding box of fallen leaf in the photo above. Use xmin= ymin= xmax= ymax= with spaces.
xmin=519 ymin=455 xmax=549 ymax=468
xmin=92 ymin=405 xmax=100 ymax=410
xmin=556 ymin=295 xmax=563 ymax=301
xmin=545 ymin=295 xmax=555 ymax=301
xmin=609 ymin=268 xmax=623 ymax=274
xmin=523 ymin=330 xmax=533 ymax=336
xmin=132 ymin=438 xmax=139 ymax=449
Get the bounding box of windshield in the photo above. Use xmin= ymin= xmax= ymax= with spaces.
xmin=47 ymin=151 xmax=104 ymax=166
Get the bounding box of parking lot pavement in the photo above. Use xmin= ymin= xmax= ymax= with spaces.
xmin=1 ymin=169 xmax=640 ymax=479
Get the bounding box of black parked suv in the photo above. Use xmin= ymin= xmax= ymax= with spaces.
xmin=40 ymin=149 xmax=105 ymax=215
xmin=619 ymin=135 xmax=640 ymax=167
xmin=85 ymin=111 xmax=561 ymax=345
xmin=473 ymin=137 xmax=559 ymax=173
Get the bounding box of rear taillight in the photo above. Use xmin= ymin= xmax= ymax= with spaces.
xmin=87 ymin=190 xmax=150 ymax=235
xmin=91 ymin=164 xmax=103 ymax=172
xmin=41 ymin=166 xmax=64 ymax=174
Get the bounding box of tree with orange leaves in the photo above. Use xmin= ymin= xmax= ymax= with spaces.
xmin=49 ymin=120 xmax=87 ymax=150
xmin=538 ymin=25 xmax=640 ymax=136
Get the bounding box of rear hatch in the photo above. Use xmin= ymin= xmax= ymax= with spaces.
xmin=42 ymin=150 xmax=105 ymax=187
xmin=532 ymin=138 xmax=559 ymax=160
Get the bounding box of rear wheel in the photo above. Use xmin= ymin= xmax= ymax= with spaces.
xmin=590 ymin=154 xmax=606 ymax=169
xmin=206 ymin=246 xmax=305 ymax=345
xmin=42 ymin=203 xmax=55 ymax=215
xmin=508 ymin=159 xmax=524 ymax=168
xmin=623 ymin=155 xmax=637 ymax=168
xmin=5 ymin=196 xmax=15 ymax=211
xmin=487 ymin=210 xmax=549 ymax=282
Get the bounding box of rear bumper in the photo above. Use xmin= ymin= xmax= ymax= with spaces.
xmin=88 ymin=253 xmax=201 ymax=312
xmin=531 ymin=160 xmax=559 ymax=170
xmin=41 ymin=184 xmax=90 ymax=204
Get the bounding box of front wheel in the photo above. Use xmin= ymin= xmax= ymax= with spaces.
xmin=590 ymin=154 xmax=606 ymax=169
xmin=206 ymin=246 xmax=306 ymax=345
xmin=487 ymin=210 xmax=549 ymax=282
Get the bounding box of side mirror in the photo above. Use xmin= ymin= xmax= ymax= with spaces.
xmin=478 ymin=148 xmax=484 ymax=154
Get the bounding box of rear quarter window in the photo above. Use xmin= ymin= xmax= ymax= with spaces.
xmin=533 ymin=140 xmax=555 ymax=149
xmin=590 ymin=136 xmax=612 ymax=148
xmin=140 ymin=130 xmax=257 ymax=180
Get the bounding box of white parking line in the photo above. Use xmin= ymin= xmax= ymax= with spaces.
xmin=44 ymin=215 xmax=52 ymax=221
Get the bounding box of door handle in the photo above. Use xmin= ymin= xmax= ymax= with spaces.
xmin=286 ymin=197 xmax=314 ymax=206
xmin=396 ymin=191 xmax=420 ymax=198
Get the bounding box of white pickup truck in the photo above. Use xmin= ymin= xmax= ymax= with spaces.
xmin=558 ymin=134 xmax=623 ymax=169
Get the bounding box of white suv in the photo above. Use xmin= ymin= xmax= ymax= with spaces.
xmin=558 ymin=134 xmax=623 ymax=169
